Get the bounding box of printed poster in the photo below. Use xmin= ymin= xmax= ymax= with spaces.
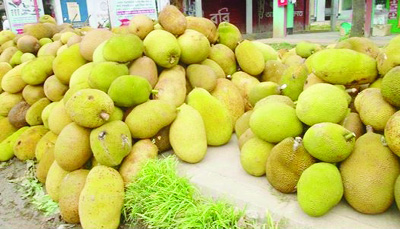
xmin=108 ymin=0 xmax=157 ymax=27
xmin=60 ymin=0 xmax=89 ymax=28
xmin=389 ymin=0 xmax=398 ymax=20
xmin=87 ymin=0 xmax=110 ymax=28
xmin=66 ymin=2 xmax=81 ymax=21
xmin=157 ymin=0 xmax=169 ymax=12
xmin=4 ymin=0 xmax=44 ymax=34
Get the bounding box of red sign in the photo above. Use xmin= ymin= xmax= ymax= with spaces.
xmin=278 ymin=0 xmax=288 ymax=6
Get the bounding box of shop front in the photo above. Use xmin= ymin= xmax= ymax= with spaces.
xmin=184 ymin=0 xmax=309 ymax=34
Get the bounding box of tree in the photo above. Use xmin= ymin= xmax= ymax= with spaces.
xmin=350 ymin=0 xmax=365 ymax=37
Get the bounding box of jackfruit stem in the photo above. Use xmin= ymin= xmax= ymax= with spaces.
xmin=344 ymin=132 xmax=356 ymax=141
xmin=381 ymin=136 xmax=388 ymax=146
xmin=366 ymin=125 xmax=374 ymax=133
xmin=293 ymin=137 xmax=302 ymax=151
xmin=346 ymin=88 xmax=358 ymax=94
xmin=169 ymin=56 xmax=176 ymax=64
xmin=100 ymin=112 xmax=110 ymax=121
xmin=151 ymin=89 xmax=158 ymax=95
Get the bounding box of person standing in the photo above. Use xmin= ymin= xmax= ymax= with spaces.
xmin=2 ymin=15 xmax=10 ymax=30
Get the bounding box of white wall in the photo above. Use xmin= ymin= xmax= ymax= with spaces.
xmin=316 ymin=0 xmax=326 ymax=21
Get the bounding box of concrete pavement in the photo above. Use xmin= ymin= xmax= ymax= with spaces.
xmin=256 ymin=32 xmax=397 ymax=46
xmin=175 ymin=135 xmax=400 ymax=229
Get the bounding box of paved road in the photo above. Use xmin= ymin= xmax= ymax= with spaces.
xmin=177 ymin=135 xmax=400 ymax=229
xmin=257 ymin=31 xmax=397 ymax=46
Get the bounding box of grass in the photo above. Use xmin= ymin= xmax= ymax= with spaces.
xmin=8 ymin=160 xmax=59 ymax=216
xmin=268 ymin=42 xmax=296 ymax=51
xmin=123 ymin=156 xmax=279 ymax=228
xmin=309 ymin=24 xmax=340 ymax=32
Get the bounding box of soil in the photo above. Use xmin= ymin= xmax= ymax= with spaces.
xmin=0 ymin=158 xmax=67 ymax=229
xmin=0 ymin=158 xmax=140 ymax=229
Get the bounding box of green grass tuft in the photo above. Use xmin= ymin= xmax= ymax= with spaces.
xmin=8 ymin=160 xmax=59 ymax=216
xmin=123 ymin=156 xmax=278 ymax=228
xmin=268 ymin=42 xmax=296 ymax=51
xmin=123 ymin=156 xmax=199 ymax=228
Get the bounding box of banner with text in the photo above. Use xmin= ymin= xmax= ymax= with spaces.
xmin=108 ymin=0 xmax=157 ymax=27
xmin=5 ymin=0 xmax=44 ymax=34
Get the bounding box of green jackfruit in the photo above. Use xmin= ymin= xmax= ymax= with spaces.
xmin=235 ymin=40 xmax=264 ymax=76
xmin=125 ymin=100 xmax=177 ymax=139
xmin=250 ymin=102 xmax=303 ymax=143
xmin=90 ymin=121 xmax=132 ymax=167
xmin=14 ymin=125 xmax=48 ymax=161
xmin=297 ymin=163 xmax=343 ymax=217
xmin=296 ymin=83 xmax=349 ymax=126
xmin=303 ymin=122 xmax=356 ymax=163
xmin=217 ymin=22 xmax=241 ymax=50
xmin=170 ymin=104 xmax=207 ymax=163
xmin=187 ymin=88 xmax=233 ymax=146
xmin=266 ymin=137 xmax=316 ymax=193
xmin=54 ymin=122 xmax=92 ymax=171
xmin=79 ymin=166 xmax=124 ymax=229
xmin=0 ymin=127 xmax=29 ymax=161
xmin=65 ymin=89 xmax=114 ymax=128
xmin=340 ymin=130 xmax=400 ymax=214
xmin=240 ymin=137 xmax=274 ymax=176
xmin=306 ymin=49 xmax=377 ymax=85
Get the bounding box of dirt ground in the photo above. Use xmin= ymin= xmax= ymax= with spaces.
xmin=0 ymin=158 xmax=66 ymax=229
xmin=0 ymin=159 xmax=141 ymax=229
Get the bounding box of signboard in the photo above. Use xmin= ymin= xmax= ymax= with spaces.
xmin=203 ymin=0 xmax=246 ymax=32
xmin=278 ymin=0 xmax=288 ymax=7
xmin=108 ymin=0 xmax=157 ymax=28
xmin=60 ymin=0 xmax=89 ymax=28
xmin=87 ymin=0 xmax=110 ymax=28
xmin=157 ymin=0 xmax=169 ymax=12
xmin=389 ymin=0 xmax=398 ymax=19
xmin=4 ymin=0 xmax=44 ymax=34
xmin=387 ymin=0 xmax=400 ymax=33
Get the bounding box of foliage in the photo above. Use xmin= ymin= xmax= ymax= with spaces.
xmin=123 ymin=156 xmax=278 ymax=228
xmin=8 ymin=160 xmax=59 ymax=216
xmin=269 ymin=42 xmax=296 ymax=51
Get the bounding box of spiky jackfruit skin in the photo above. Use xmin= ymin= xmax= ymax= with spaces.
xmin=340 ymin=131 xmax=400 ymax=214
xmin=266 ymin=137 xmax=316 ymax=193
xmin=65 ymin=89 xmax=114 ymax=128
xmin=90 ymin=121 xmax=132 ymax=167
xmin=296 ymin=83 xmax=348 ymax=126
xmin=79 ymin=166 xmax=124 ymax=229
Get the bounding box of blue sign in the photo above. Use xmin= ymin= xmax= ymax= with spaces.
xmin=60 ymin=0 xmax=89 ymax=27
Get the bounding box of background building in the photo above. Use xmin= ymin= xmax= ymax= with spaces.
xmin=1 ymin=0 xmax=399 ymax=36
